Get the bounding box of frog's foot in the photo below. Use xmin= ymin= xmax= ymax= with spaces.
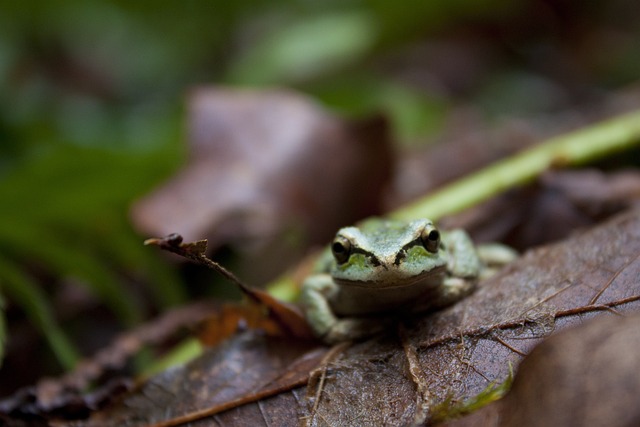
xmin=476 ymin=243 xmax=518 ymax=266
xmin=430 ymin=277 xmax=476 ymax=309
xmin=476 ymin=243 xmax=518 ymax=280
xmin=323 ymin=317 xmax=391 ymax=344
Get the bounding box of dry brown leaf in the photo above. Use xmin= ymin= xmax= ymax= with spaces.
xmin=300 ymin=208 xmax=640 ymax=426
xmin=131 ymin=87 xmax=392 ymax=284
xmin=75 ymin=208 xmax=640 ymax=426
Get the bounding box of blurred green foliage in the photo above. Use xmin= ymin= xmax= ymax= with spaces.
xmin=1 ymin=0 xmax=639 ymax=374
xmin=0 ymin=292 xmax=4 ymax=366
xmin=0 ymin=142 xmax=189 ymax=368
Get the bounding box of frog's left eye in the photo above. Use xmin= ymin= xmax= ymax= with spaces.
xmin=331 ymin=236 xmax=352 ymax=264
xmin=421 ymin=225 xmax=441 ymax=253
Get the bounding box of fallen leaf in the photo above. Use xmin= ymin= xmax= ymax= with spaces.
xmin=69 ymin=208 xmax=640 ymax=426
xmin=131 ymin=88 xmax=392 ymax=284
xmin=301 ymin=208 xmax=640 ymax=425
xmin=445 ymin=312 xmax=640 ymax=427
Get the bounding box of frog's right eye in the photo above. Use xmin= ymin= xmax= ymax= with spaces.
xmin=331 ymin=236 xmax=352 ymax=264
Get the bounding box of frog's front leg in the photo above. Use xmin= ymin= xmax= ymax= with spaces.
xmin=300 ymin=273 xmax=340 ymax=339
xmin=300 ymin=274 xmax=388 ymax=343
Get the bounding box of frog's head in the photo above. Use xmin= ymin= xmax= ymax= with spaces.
xmin=329 ymin=218 xmax=448 ymax=288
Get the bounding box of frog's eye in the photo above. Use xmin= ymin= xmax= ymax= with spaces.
xmin=331 ymin=236 xmax=352 ymax=264
xmin=421 ymin=225 xmax=441 ymax=253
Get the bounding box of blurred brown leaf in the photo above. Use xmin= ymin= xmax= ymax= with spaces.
xmin=441 ymin=169 xmax=640 ymax=250
xmin=501 ymin=312 xmax=640 ymax=427
xmin=446 ymin=313 xmax=640 ymax=427
xmin=72 ymin=208 xmax=640 ymax=426
xmin=131 ymin=87 xmax=392 ymax=284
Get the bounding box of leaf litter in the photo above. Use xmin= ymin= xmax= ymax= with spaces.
xmin=73 ymin=207 xmax=640 ymax=426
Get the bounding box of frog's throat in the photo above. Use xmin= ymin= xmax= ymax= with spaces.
xmin=333 ymin=264 xmax=447 ymax=289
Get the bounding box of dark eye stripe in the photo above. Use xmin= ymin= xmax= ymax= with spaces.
xmin=393 ymin=238 xmax=427 ymax=265
xmin=394 ymin=251 xmax=406 ymax=266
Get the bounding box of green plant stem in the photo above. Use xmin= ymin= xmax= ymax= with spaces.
xmin=391 ymin=109 xmax=640 ymax=221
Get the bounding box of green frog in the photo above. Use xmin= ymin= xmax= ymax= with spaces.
xmin=300 ymin=218 xmax=516 ymax=343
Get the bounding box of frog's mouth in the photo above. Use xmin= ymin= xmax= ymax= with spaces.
xmin=334 ymin=264 xmax=447 ymax=289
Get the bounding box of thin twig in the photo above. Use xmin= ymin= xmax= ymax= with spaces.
xmin=303 ymin=341 xmax=351 ymax=427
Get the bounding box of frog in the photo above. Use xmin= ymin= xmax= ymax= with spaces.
xmin=300 ymin=218 xmax=516 ymax=344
